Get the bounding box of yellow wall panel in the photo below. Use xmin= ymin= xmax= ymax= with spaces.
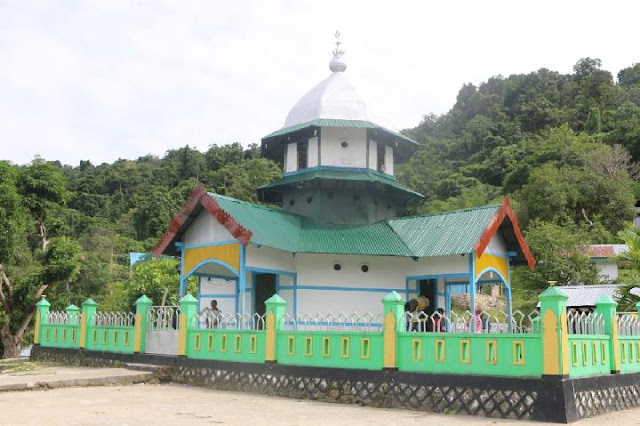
xmin=183 ymin=243 xmax=240 ymax=277
xmin=474 ymin=252 xmax=509 ymax=284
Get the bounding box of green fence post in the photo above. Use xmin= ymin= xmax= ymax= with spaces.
xmin=33 ymin=298 xmax=51 ymax=345
xmin=539 ymin=286 xmax=569 ymax=377
xmin=382 ymin=291 xmax=404 ymax=370
xmin=80 ymin=298 xmax=97 ymax=349
xmin=636 ymin=301 xmax=640 ymax=316
xmin=134 ymin=295 xmax=153 ymax=354
xmin=265 ymin=294 xmax=286 ymax=363
xmin=595 ymin=295 xmax=620 ymax=374
xmin=178 ymin=294 xmax=198 ymax=356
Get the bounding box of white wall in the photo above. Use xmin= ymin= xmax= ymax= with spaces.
xmin=183 ymin=209 xmax=233 ymax=246
xmin=320 ymin=127 xmax=367 ymax=168
xmin=198 ymin=277 xmax=236 ymax=314
xmin=406 ymin=255 xmax=469 ymax=277
xmin=246 ymin=244 xmax=295 ymax=272
xmin=285 ymin=142 xmax=297 ymax=173
xmin=596 ymin=261 xmax=619 ymax=281
xmin=295 ymin=253 xmax=408 ymax=315
xmin=487 ymin=233 xmax=508 ymax=254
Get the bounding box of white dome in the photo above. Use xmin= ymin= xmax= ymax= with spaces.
xmin=284 ymin=70 xmax=370 ymax=127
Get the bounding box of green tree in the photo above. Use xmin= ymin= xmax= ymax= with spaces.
xmin=0 ymin=161 xmax=79 ymax=357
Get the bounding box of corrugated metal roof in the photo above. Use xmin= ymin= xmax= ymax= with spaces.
xmin=262 ymin=119 xmax=419 ymax=146
xmin=554 ymin=285 xmax=621 ymax=307
xmin=211 ymin=194 xmax=302 ymax=252
xmin=259 ymin=168 xmax=423 ymax=198
xmin=299 ymin=221 xmax=412 ymax=256
xmin=209 ymin=193 xmax=501 ymax=258
xmin=387 ymin=205 xmax=500 ymax=257
xmin=587 ymin=244 xmax=628 ymax=258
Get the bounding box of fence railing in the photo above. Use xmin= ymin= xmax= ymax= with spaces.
xmin=401 ymin=309 xmax=540 ymax=334
xmin=567 ymin=311 xmax=605 ymax=335
xmin=191 ymin=312 xmax=265 ymax=330
xmin=147 ymin=306 xmax=180 ymax=330
xmin=618 ymin=314 xmax=640 ymax=336
xmin=91 ymin=311 xmax=136 ymax=327
xmin=46 ymin=311 xmax=81 ymax=325
xmin=280 ymin=313 xmax=383 ymax=332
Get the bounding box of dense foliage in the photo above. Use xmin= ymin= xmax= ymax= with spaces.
xmin=1 ymin=58 xmax=639 ymax=356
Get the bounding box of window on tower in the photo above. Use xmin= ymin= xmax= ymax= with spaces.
xmin=298 ymin=141 xmax=308 ymax=170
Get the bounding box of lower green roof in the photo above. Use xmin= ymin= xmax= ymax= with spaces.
xmin=209 ymin=193 xmax=500 ymax=257
xmin=258 ymin=167 xmax=423 ymax=200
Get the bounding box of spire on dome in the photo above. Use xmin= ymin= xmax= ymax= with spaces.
xmin=329 ymin=30 xmax=347 ymax=73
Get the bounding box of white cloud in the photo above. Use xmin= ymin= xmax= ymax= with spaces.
xmin=0 ymin=0 xmax=639 ymax=165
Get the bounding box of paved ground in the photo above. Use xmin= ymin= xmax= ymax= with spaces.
xmin=0 ymin=361 xmax=152 ymax=392
xmin=2 ymin=383 xmax=640 ymax=426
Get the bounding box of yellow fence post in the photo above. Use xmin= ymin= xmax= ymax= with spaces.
xmin=382 ymin=291 xmax=404 ymax=370
xmin=265 ymin=294 xmax=286 ymax=363
xmin=178 ymin=294 xmax=198 ymax=356
xmin=33 ymin=298 xmax=51 ymax=345
xmin=133 ymin=295 xmax=153 ymax=354
xmin=539 ymin=286 xmax=569 ymax=377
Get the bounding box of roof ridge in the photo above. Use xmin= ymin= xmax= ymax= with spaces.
xmin=388 ymin=204 xmax=501 ymax=222
xmin=381 ymin=220 xmax=415 ymax=257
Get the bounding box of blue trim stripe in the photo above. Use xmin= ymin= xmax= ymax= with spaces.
xmin=245 ymin=266 xmax=296 ymax=276
xmin=406 ymin=273 xmax=468 ymax=281
xmin=199 ymin=294 xmax=236 ymax=299
xmin=296 ymin=285 xmax=405 ymax=293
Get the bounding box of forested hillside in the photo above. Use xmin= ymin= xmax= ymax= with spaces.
xmin=1 ymin=57 xmax=640 ymax=356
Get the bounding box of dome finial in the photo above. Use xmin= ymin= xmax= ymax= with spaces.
xmin=329 ymin=30 xmax=347 ymax=73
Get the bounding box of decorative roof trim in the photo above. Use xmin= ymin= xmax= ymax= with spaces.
xmin=262 ymin=119 xmax=419 ymax=146
xmin=152 ymin=185 xmax=253 ymax=257
xmin=473 ymin=196 xmax=536 ymax=270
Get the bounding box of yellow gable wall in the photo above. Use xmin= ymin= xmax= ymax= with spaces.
xmin=183 ymin=243 xmax=241 ymax=277
xmin=474 ymin=252 xmax=509 ymax=285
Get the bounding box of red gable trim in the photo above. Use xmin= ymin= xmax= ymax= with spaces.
xmin=152 ymin=185 xmax=253 ymax=257
xmin=473 ymin=196 xmax=535 ymax=270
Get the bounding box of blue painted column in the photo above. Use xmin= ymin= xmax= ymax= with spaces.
xmin=238 ymin=244 xmax=247 ymax=314
xmin=178 ymin=242 xmax=186 ymax=296
xmin=506 ymin=255 xmax=513 ymax=332
xmin=468 ymin=252 xmax=476 ymax=332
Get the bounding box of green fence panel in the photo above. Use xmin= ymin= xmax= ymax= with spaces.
xmin=276 ymin=331 xmax=384 ymax=370
xmin=618 ymin=336 xmax=640 ymax=373
xmin=40 ymin=324 xmax=81 ymax=349
xmin=567 ymin=335 xmax=611 ymax=378
xmin=186 ymin=330 xmax=266 ymax=363
xmin=85 ymin=325 xmax=136 ymax=353
xmin=396 ymin=333 xmax=543 ymax=378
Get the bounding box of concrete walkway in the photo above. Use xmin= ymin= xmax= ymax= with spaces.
xmin=2 ymin=383 xmax=640 ymax=425
xmin=0 ymin=360 xmax=153 ymax=392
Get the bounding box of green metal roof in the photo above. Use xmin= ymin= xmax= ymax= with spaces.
xmin=209 ymin=193 xmax=500 ymax=257
xmin=262 ymin=119 xmax=420 ymax=146
xmin=259 ymin=167 xmax=423 ymax=199
xmin=387 ymin=205 xmax=501 ymax=257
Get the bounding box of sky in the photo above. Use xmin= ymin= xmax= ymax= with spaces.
xmin=1 ymin=0 xmax=639 ymax=166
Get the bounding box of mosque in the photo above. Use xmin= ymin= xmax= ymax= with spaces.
xmin=152 ymin=37 xmax=535 ymax=324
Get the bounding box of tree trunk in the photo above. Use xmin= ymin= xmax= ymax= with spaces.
xmin=1 ymin=328 xmax=22 ymax=359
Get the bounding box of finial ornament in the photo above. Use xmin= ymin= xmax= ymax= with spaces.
xmin=329 ymin=30 xmax=347 ymax=73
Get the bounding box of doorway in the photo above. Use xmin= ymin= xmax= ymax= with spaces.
xmin=418 ymin=279 xmax=437 ymax=316
xmin=254 ymin=273 xmax=276 ymax=316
